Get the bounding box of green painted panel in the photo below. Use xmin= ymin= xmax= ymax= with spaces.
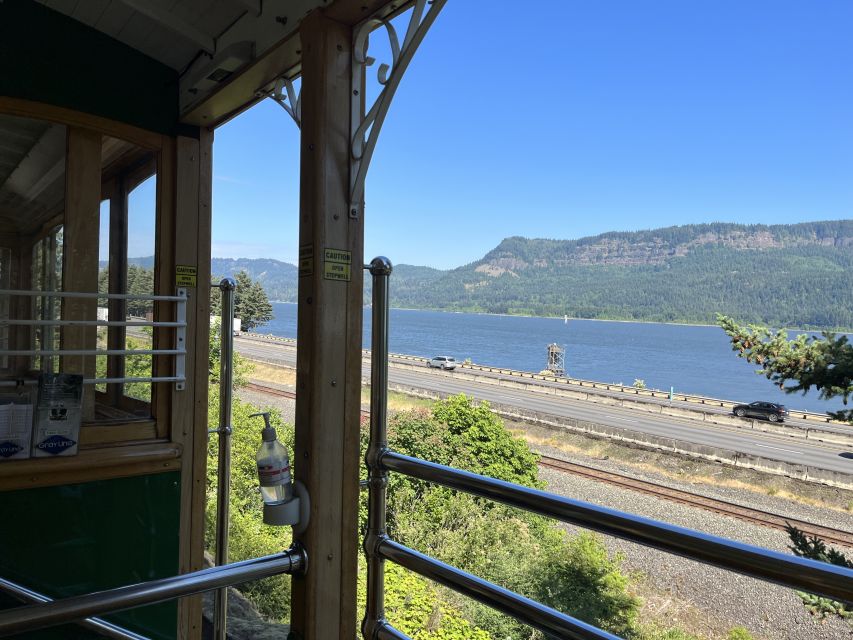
xmin=0 ymin=472 xmax=181 ymax=639
xmin=0 ymin=0 xmax=183 ymax=137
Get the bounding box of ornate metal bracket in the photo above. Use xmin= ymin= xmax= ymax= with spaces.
xmin=349 ymin=0 xmax=447 ymax=219
xmin=267 ymin=76 xmax=302 ymax=128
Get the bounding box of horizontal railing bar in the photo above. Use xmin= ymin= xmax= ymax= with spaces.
xmin=375 ymin=622 xmax=413 ymax=639
xmin=0 ymin=349 xmax=183 ymax=356
xmin=381 ymin=451 xmax=853 ymax=603
xmin=0 ymin=377 xmax=183 ymax=387
xmin=0 ymin=289 xmax=185 ymax=301
xmin=378 ymin=537 xmax=619 ymax=640
xmin=0 ymin=320 xmax=186 ymax=328
xmin=0 ymin=548 xmax=305 ymax=637
xmin=0 ymin=577 xmax=150 ymax=640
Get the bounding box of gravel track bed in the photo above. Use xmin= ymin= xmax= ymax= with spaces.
xmin=536 ymin=444 xmax=852 ymax=640
xmin=239 ymin=383 xmax=296 ymax=424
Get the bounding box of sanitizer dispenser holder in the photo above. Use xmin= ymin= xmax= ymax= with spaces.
xmin=264 ymin=479 xmax=310 ymax=532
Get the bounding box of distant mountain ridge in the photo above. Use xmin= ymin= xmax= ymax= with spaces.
xmin=120 ymin=220 xmax=853 ymax=329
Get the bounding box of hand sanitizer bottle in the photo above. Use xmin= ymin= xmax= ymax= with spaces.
xmin=253 ymin=412 xmax=293 ymax=504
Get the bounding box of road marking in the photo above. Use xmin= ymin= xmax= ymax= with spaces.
xmin=754 ymin=444 xmax=803 ymax=455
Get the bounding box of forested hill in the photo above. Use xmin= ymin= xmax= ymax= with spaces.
xmin=391 ymin=220 xmax=853 ymax=330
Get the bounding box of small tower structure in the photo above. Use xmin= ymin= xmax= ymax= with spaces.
xmin=546 ymin=343 xmax=565 ymax=376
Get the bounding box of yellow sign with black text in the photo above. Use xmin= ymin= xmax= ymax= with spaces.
xmin=299 ymin=244 xmax=314 ymax=277
xmin=323 ymin=248 xmax=351 ymax=282
xmin=175 ymin=265 xmax=197 ymax=287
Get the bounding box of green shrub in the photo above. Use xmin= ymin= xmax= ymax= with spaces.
xmin=726 ymin=627 xmax=754 ymax=640
xmin=379 ymin=395 xmax=640 ymax=638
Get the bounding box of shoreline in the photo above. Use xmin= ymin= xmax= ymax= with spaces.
xmin=271 ymin=301 xmax=845 ymax=334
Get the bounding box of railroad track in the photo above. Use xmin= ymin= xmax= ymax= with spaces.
xmin=244 ymin=382 xmax=370 ymax=417
xmin=540 ymin=455 xmax=853 ymax=549
xmin=245 ymin=381 xmax=853 ymax=549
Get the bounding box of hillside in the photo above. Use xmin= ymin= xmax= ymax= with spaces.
xmin=398 ymin=221 xmax=853 ymax=329
xmin=120 ymin=220 xmax=853 ymax=329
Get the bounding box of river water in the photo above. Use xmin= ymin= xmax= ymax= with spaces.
xmin=264 ymin=302 xmax=847 ymax=415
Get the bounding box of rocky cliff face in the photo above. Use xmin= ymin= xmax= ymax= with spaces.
xmin=478 ymin=221 xmax=853 ymax=271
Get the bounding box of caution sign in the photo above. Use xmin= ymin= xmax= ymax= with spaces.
xmin=323 ymin=248 xmax=351 ymax=282
xmin=175 ymin=265 xmax=197 ymax=287
xmin=299 ymin=244 xmax=313 ymax=278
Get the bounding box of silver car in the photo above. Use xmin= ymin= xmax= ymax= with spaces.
xmin=428 ymin=356 xmax=457 ymax=370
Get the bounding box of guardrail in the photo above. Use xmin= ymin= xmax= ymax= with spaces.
xmin=0 ymin=288 xmax=187 ymax=391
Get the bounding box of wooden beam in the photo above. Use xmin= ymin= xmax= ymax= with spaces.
xmin=153 ymin=137 xmax=176 ymax=438
xmin=106 ymin=176 xmax=129 ymax=404
xmin=171 ymin=131 xmax=213 ymax=640
xmin=0 ymin=98 xmax=163 ymax=151
xmin=290 ymin=11 xmax=362 ymax=640
xmin=61 ymin=127 xmax=102 ymax=420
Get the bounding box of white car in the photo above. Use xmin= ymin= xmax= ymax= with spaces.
xmin=428 ymin=356 xmax=457 ymax=370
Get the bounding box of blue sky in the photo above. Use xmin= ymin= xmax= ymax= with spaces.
xmin=206 ymin=0 xmax=853 ymax=269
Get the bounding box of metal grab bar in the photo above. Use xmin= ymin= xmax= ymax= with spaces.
xmin=381 ymin=450 xmax=853 ymax=604
xmin=0 ymin=577 xmax=150 ymax=640
xmin=0 ymin=289 xmax=186 ymax=302
xmin=1 ymin=349 xmax=183 ymax=356
xmin=0 ymin=320 xmax=186 ymax=327
xmin=0 ymin=377 xmax=184 ymax=387
xmin=212 ymin=278 xmax=236 ymax=640
xmin=0 ymin=548 xmax=306 ymax=637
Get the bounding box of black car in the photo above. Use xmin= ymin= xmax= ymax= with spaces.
xmin=732 ymin=401 xmax=789 ymax=422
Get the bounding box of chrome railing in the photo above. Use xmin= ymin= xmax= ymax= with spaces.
xmin=0 ymin=547 xmax=306 ymax=637
xmin=211 ymin=277 xmax=237 ymax=640
xmin=0 ymin=577 xmax=150 ymax=640
xmin=361 ymin=257 xmax=853 ymax=640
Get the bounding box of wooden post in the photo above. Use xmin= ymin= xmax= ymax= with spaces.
xmin=291 ymin=11 xmax=362 ymax=640
xmin=107 ymin=176 xmax=128 ymax=404
xmin=61 ymin=127 xmax=102 ymax=420
xmin=172 ymin=131 xmax=213 ymax=640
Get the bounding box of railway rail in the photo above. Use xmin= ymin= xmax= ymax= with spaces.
xmin=244 ymin=380 xmax=853 ymax=549
xmin=539 ymin=455 xmax=853 ymax=549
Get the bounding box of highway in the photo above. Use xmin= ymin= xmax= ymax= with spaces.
xmin=234 ymin=337 xmax=853 ymax=476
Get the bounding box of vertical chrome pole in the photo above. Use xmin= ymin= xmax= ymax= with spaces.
xmin=363 ymin=257 xmax=392 ymax=639
xmin=214 ymin=277 xmax=236 ymax=640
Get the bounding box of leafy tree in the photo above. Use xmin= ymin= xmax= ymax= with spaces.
xmin=127 ymin=265 xmax=154 ymax=317
xmin=96 ymin=265 xmax=154 ymax=317
xmin=718 ymin=314 xmax=853 ymax=423
xmin=211 ymin=270 xmax=273 ymax=332
xmin=785 ymin=524 xmax=852 ymax=619
xmin=208 ymin=317 xmax=252 ymax=388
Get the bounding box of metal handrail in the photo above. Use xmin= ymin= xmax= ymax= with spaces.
xmin=0 ymin=548 xmax=305 ymax=637
xmin=381 ymin=450 xmax=853 ymax=603
xmin=0 ymin=289 xmax=186 ymax=302
xmin=361 ymin=256 xmax=853 ymax=640
xmin=0 ymin=376 xmax=184 ymax=387
xmin=0 ymin=577 xmax=150 ymax=640
xmin=0 ymin=320 xmax=186 ymax=327
xmin=212 ymin=278 xmax=237 ymax=640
